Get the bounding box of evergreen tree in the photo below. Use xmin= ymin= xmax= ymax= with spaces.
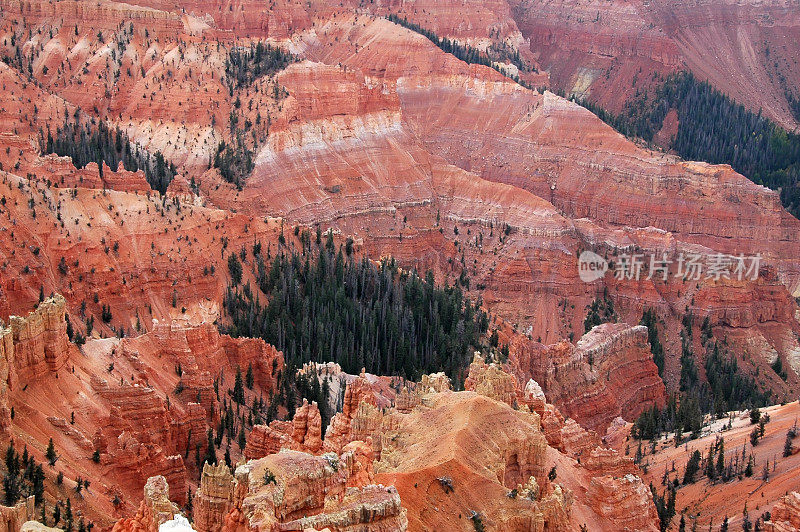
xmin=716 ymin=438 xmax=726 ymax=480
xmin=3 ymin=442 xmax=21 ymax=505
xmin=784 ymin=431 xmax=794 ymax=458
xmin=238 ymin=427 xmax=246 ymax=450
xmin=683 ymin=450 xmax=701 ymax=484
xmin=204 ymin=430 xmax=217 ymax=466
xmin=65 ymin=498 xmax=74 ymax=532
xmin=233 ymin=367 xmax=245 ymax=405
xmin=246 ymin=363 xmax=254 ymax=389
xmin=228 ymin=253 xmax=243 ymax=285
xmin=46 ymin=438 xmax=57 ymax=466
xmin=40 ymin=115 xmax=177 ymax=194
xmin=576 ymin=71 xmax=800 ymax=217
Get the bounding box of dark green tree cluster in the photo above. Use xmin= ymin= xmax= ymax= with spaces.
xmin=223 ymin=241 xmax=488 ymax=382
xmin=583 ymin=291 xmax=616 ymax=332
xmin=385 ymin=15 xmax=534 ymax=85
xmin=3 ymin=442 xmax=45 ymax=506
xmin=640 ymin=308 xmax=665 ymax=377
xmin=651 ymin=483 xmax=676 ymax=531
xmin=576 ymin=71 xmax=800 ymax=217
xmin=682 ymin=450 xmax=702 ymax=484
xmin=213 ymin=136 xmax=254 ymax=189
xmin=225 ymin=42 xmax=297 ymax=89
xmin=40 ymin=114 xmax=177 ymax=194
xmin=633 ymin=314 xmax=769 ymax=441
xmin=704 ymin=343 xmax=770 ymax=417
xmin=632 ymin=394 xmax=703 ymax=441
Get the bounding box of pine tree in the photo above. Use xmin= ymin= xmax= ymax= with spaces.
xmin=238 ymin=426 xmax=246 ymax=450
xmin=3 ymin=442 xmax=21 ymax=505
xmin=683 ymin=450 xmax=701 ymax=484
xmin=705 ymin=444 xmax=716 ymax=481
xmin=784 ymin=430 xmax=794 ymax=457
xmin=46 ymin=438 xmax=57 ymax=466
xmin=228 ymin=253 xmax=243 ymax=285
xmin=65 ymin=498 xmax=74 ymax=532
xmin=716 ymin=438 xmax=725 ymax=480
xmin=245 ymin=363 xmax=254 ymax=390
xmin=204 ymin=429 xmax=217 ymax=466
xmin=233 ymin=367 xmax=245 ymax=405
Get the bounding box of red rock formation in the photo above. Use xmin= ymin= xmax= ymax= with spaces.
xmin=464 ymin=353 xmax=519 ymax=406
xmin=111 ymin=475 xmax=180 ymax=532
xmin=227 ymin=450 xmax=407 ymax=532
xmin=0 ymin=296 xmax=73 ymax=431
xmin=0 ymin=2 xmax=799 ymax=529
xmin=507 ymin=0 xmax=800 ymax=128
xmin=343 ymin=439 xmax=376 ymax=488
xmin=32 ymin=157 xmax=151 ymax=193
xmin=583 ymin=447 xmax=636 ymax=479
xmin=138 ymin=321 xmax=284 ymax=395
xmin=375 ymin=390 xmax=599 ymax=530
xmin=4 ymin=295 xmax=70 ymax=381
xmin=193 ymin=463 xmax=235 ymax=532
xmin=560 ymin=418 xmax=601 ymax=459
xmin=766 ymin=492 xmax=800 ymax=532
xmin=323 ymin=371 xmax=380 ymax=454
xmin=395 ymin=372 xmax=452 ymax=413
xmin=509 ymin=323 xmax=666 ymax=433
xmin=587 ymin=474 xmax=660 ymax=532
xmin=0 ymin=497 xmax=35 ymax=532
xmin=244 ymin=399 xmax=322 ymax=459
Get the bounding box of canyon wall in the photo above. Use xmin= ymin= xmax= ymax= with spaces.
xmin=0 ymin=295 xmax=72 ymax=431
xmin=507 ymin=323 xmax=666 ymax=433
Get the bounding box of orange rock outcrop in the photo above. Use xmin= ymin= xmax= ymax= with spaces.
xmin=111 ymin=475 xmax=180 ymax=532
xmin=0 ymin=296 xmax=72 ymax=430
xmin=192 ymin=463 xmax=236 ymax=532
xmin=766 ymin=491 xmax=800 ymax=532
xmin=509 ymin=323 xmax=667 ymax=433
xmin=244 ymin=399 xmax=322 ymax=459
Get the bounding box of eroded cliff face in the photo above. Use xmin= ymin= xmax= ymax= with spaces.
xmin=111 ymin=475 xmax=180 ymax=532
xmin=374 ymin=371 xmax=657 ymax=531
xmin=0 ymin=295 xmax=73 ymax=431
xmin=192 ymin=463 xmax=235 ymax=532
xmin=767 ymin=491 xmax=800 ymax=532
xmin=0 ymin=0 xmax=797 ymax=394
xmin=0 ymin=0 xmax=799 ymax=529
xmin=190 ymin=448 xmax=405 ymax=532
xmin=113 ymin=363 xmax=662 ymax=531
xmin=1 ymin=312 xmax=282 ymax=526
xmin=506 ymin=323 xmax=666 ymax=434
xmin=238 ymin=15 xmax=800 ymax=389
xmin=244 ymin=399 xmax=323 ymax=459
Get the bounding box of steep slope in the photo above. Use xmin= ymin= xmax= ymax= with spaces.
xmin=509 ymin=0 xmax=800 ymax=130
xmin=3 ymin=303 xmax=282 ymax=527
xmin=628 ymin=401 xmax=800 ymax=531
